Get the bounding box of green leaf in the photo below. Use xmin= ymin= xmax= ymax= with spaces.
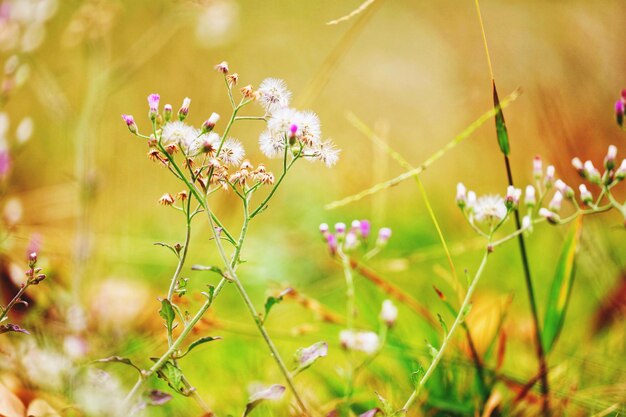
xmin=437 ymin=314 xmax=448 ymax=338
xmin=293 ymin=341 xmax=328 ymax=374
xmin=95 ymin=356 xmax=143 ymax=376
xmin=375 ymin=392 xmax=394 ymax=416
xmin=263 ymin=296 xmax=283 ymax=324
xmin=410 ymin=363 xmax=426 ymax=387
xmin=176 ymin=336 xmax=222 ymax=359
xmin=542 ymin=216 xmax=583 ymax=353
xmin=152 ymin=360 xmax=185 ymax=394
xmin=159 ymin=299 xmax=176 ymax=334
xmin=153 ymin=242 xmax=179 ymax=257
xmin=492 ymin=81 xmax=510 ymax=156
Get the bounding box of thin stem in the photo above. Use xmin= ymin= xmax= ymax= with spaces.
xmin=503 ymin=155 xmax=550 ymax=415
xmin=0 ymin=284 xmax=30 ymax=322
xmin=401 ymin=250 xmax=490 ymax=413
xmin=167 ymin=195 xmax=193 ymax=302
xmin=124 ymin=278 xmax=228 ymax=405
xmin=204 ymin=195 xmax=310 ymax=416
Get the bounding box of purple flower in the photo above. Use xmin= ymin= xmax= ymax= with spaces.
xmin=359 ymin=219 xmax=371 ymax=239
xmin=377 ymin=227 xmax=392 ymax=246
xmin=148 ymin=93 xmax=160 ymax=120
xmin=121 ymin=114 xmax=137 ymax=134
xmin=326 ymin=233 xmax=337 ymax=255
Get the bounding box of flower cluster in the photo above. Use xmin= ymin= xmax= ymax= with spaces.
xmin=457 ymin=144 xmax=626 ymax=236
xmin=456 ymin=183 xmax=524 ymax=234
xmin=319 ymin=220 xmax=391 ymax=256
xmin=256 ymin=78 xmax=340 ymax=167
xmin=122 ymin=62 xmax=340 ymax=203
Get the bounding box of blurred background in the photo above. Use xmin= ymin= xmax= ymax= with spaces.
xmin=0 ymin=0 xmax=625 ymax=416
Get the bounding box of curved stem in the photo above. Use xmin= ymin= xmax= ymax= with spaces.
xmin=401 ymin=250 xmax=490 ymax=413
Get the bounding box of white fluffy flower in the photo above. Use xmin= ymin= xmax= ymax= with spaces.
xmin=161 ymin=121 xmax=202 ymax=155
xmin=219 ymin=138 xmax=245 ymax=166
xmin=340 ymin=330 xmax=380 ymax=355
xmin=257 ymin=78 xmax=291 ymax=113
xmin=473 ymin=195 xmax=507 ymax=223
xmin=293 ymin=110 xmax=321 ymax=145
xmin=267 ymin=107 xmax=297 ymax=137
xmin=311 ymin=139 xmax=340 ymax=167
xmin=259 ymin=129 xmax=285 ymax=159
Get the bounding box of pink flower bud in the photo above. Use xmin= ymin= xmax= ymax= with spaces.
xmin=377 ymin=227 xmax=392 ymax=246
xmin=533 ymin=156 xmax=542 ymax=179
xmin=202 ymin=112 xmax=220 ymax=133
xmin=359 ymin=220 xmax=371 ymax=239
xmin=148 ymin=93 xmax=160 ymax=120
xmin=380 ymin=300 xmax=398 ymax=326
xmin=616 ymin=100 xmax=624 ymax=127
xmin=548 ymin=191 xmax=563 ymax=211
xmin=178 ymin=97 xmax=191 ymax=121
xmin=163 ymin=104 xmax=173 ymax=122
xmin=319 ymin=223 xmax=329 ymax=234
xmin=121 ymin=114 xmax=137 ymax=134
xmin=334 ymin=222 xmax=346 ymax=234
xmin=544 ymin=165 xmax=555 ymax=187
xmin=583 ymin=160 xmax=601 ymax=184
xmin=326 ymin=233 xmax=337 ymax=255
xmin=571 ymin=157 xmax=584 ymax=177
xmin=539 ymin=207 xmax=559 ymax=224
xmin=505 ymin=185 xmax=522 ymax=209
xmin=605 ymin=145 xmax=617 ymax=170
xmin=579 ymin=184 xmax=593 ymax=205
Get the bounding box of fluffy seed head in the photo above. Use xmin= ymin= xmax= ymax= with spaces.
xmin=474 ymin=195 xmax=507 ymax=224
xmin=257 ymin=78 xmax=291 ymax=113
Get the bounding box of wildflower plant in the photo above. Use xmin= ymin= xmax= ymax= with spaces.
xmin=319 ymin=220 xmax=397 ymax=413
xmin=117 ymin=62 xmax=338 ymax=415
xmin=400 ymin=144 xmax=626 ymax=414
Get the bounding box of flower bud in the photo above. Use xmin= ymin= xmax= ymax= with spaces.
xmin=148 ymin=93 xmax=160 ymax=121
xmin=163 ymin=104 xmax=173 ymax=122
xmin=319 ymin=223 xmax=329 ymax=235
xmin=505 ymin=186 xmax=522 ymax=209
xmin=522 ymin=215 xmax=532 ymax=232
xmin=359 ymin=220 xmax=371 ymax=239
xmin=335 ymin=222 xmax=346 ymax=235
xmin=548 ymin=191 xmax=563 ymax=212
xmin=579 ymin=184 xmax=593 ymax=205
xmin=533 ymin=156 xmax=542 ymax=180
xmin=178 ymin=97 xmax=191 ymax=121
xmin=201 ymin=112 xmax=220 ymax=134
xmin=456 ymin=182 xmax=467 ymax=209
xmin=539 ymin=207 xmax=559 ymax=224
xmin=344 ymin=231 xmax=358 ymax=250
xmin=377 ymin=227 xmax=392 ymax=246
xmin=616 ymin=100 xmax=624 ymax=128
xmin=28 ymin=251 xmax=37 ymax=267
xmin=583 ymin=160 xmax=601 ymax=184
xmin=544 ymin=165 xmax=555 ymax=188
xmin=605 ymin=145 xmax=617 ymax=171
xmin=121 ymin=114 xmax=137 ymax=134
xmin=524 ymin=185 xmax=536 ymax=207
xmin=467 ymin=191 xmax=477 ymax=212
xmin=380 ymin=300 xmax=398 ymax=326
xmin=326 ymin=233 xmax=337 ymax=255
xmin=572 ymin=157 xmax=584 ymax=177
xmin=616 ymin=159 xmax=626 ymax=181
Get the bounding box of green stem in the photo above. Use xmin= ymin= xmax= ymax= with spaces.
xmin=401 ymin=250 xmax=490 ymax=413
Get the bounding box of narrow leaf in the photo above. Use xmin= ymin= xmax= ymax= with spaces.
xmin=492 ymin=81 xmax=510 ymax=156
xmin=293 ymin=341 xmax=328 ymax=373
xmin=177 ymin=336 xmax=222 ymax=358
xmin=542 ymin=216 xmax=583 ymax=352
xmin=192 ymin=264 xmax=224 ymax=276
xmin=437 ymin=313 xmax=449 ymax=338
xmin=95 ymin=356 xmax=143 ymax=376
xmin=0 ymin=323 xmax=30 ymax=335
xmin=244 ymin=384 xmax=285 ymax=416
xmin=263 ymin=296 xmax=283 ymax=324
xmin=410 ymin=363 xmax=426 ymax=387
